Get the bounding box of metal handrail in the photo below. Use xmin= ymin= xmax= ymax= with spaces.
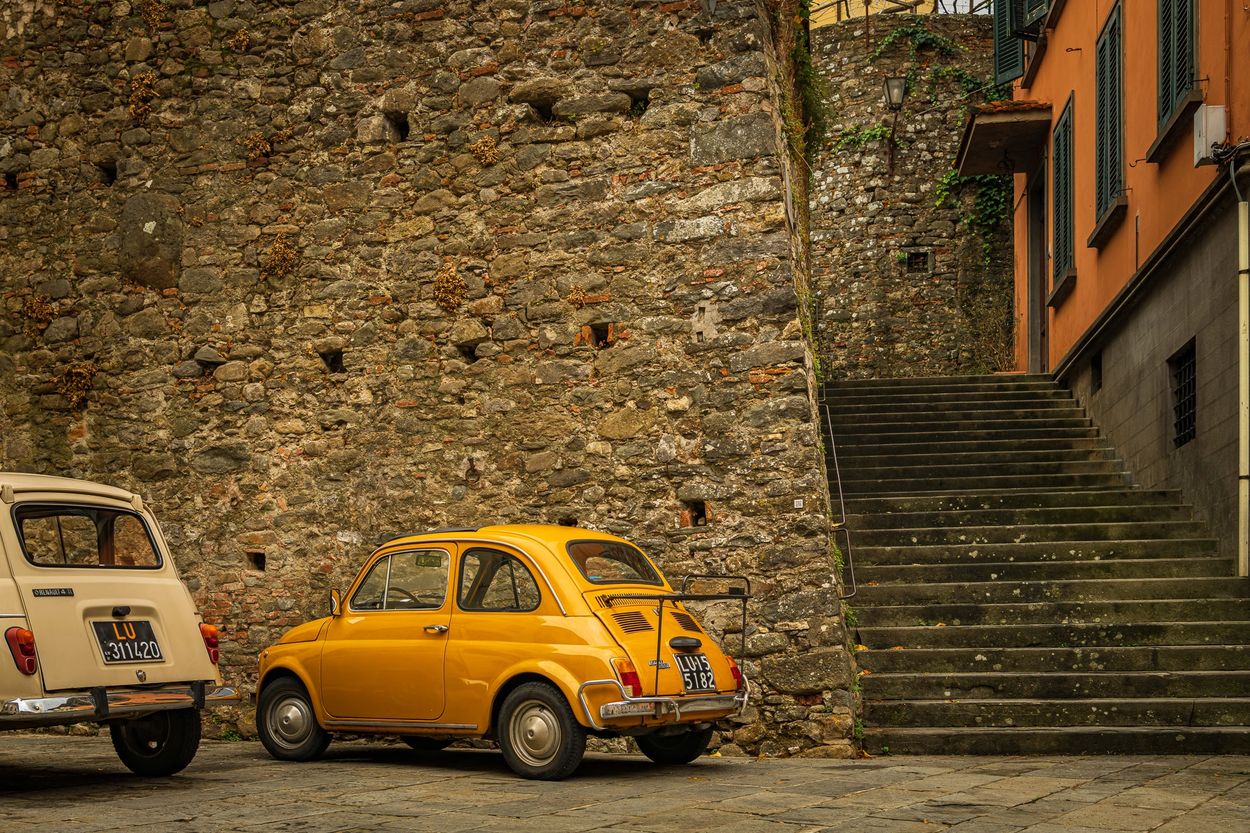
xmin=819 ymin=400 xmax=857 ymax=600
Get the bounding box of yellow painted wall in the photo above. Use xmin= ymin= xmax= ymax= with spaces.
xmin=810 ymin=1 xmax=937 ymax=28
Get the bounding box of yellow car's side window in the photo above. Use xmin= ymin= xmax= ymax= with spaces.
xmin=458 ymin=549 xmax=540 ymax=612
xmin=350 ymin=549 xmax=450 ymax=611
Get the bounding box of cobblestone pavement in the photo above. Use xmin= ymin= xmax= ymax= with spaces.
xmin=2 ymin=736 xmax=1249 ymax=833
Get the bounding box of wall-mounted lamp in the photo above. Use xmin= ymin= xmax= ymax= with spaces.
xmin=883 ymin=76 xmax=908 ymax=175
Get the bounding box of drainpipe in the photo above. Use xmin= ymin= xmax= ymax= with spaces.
xmin=1238 ymin=163 xmax=1249 ymax=577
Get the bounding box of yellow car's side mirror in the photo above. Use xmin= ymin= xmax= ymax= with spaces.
xmin=329 ymin=589 xmax=342 ymax=617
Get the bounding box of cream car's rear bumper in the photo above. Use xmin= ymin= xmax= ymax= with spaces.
xmin=578 ymin=675 xmax=750 ymax=731
xmin=0 ymin=682 xmax=241 ymax=726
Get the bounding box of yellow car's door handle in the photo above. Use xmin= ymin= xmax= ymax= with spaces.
xmin=424 ymin=624 xmax=449 ymax=634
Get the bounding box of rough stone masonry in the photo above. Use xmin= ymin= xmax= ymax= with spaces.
xmin=0 ymin=0 xmax=856 ymax=755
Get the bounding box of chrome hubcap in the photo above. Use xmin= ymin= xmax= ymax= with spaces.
xmin=268 ymin=695 xmax=313 ymax=749
xmin=510 ymin=700 xmax=560 ymax=767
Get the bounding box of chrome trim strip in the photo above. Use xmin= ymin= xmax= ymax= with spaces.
xmin=0 ymin=613 xmax=26 ymax=619
xmin=392 ymin=537 xmax=568 ymax=616
xmin=0 ymin=684 xmax=240 ymax=724
xmin=577 ymin=674 xmax=750 ymax=731
xmin=324 ymin=719 xmax=477 ymax=730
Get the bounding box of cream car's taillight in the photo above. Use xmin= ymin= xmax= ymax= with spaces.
xmin=199 ymin=623 xmax=220 ymax=664
xmin=5 ymin=627 xmax=37 ymax=676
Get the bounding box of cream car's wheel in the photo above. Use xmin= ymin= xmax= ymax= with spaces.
xmin=257 ymin=677 xmax=331 ymax=761
xmin=109 ymin=708 xmax=201 ymax=776
xmin=498 ymin=682 xmax=585 ymax=780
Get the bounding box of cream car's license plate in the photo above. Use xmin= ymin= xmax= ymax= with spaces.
xmin=673 ymin=653 xmax=716 ymax=692
xmin=92 ymin=620 xmax=163 ymax=663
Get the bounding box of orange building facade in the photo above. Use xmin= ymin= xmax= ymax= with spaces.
xmin=960 ymin=0 xmax=1250 ymax=564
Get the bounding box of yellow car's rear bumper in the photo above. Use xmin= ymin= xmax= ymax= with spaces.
xmin=578 ymin=676 xmax=750 ymax=731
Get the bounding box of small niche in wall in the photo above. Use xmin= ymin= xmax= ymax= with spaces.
xmin=1091 ymin=351 xmax=1103 ymax=393
xmin=906 ymin=251 xmax=931 ymax=273
xmin=557 ymin=517 xmax=578 ymax=527
xmin=627 ymin=88 xmax=651 ymax=118
xmin=457 ymin=342 xmax=480 ymax=364
xmin=582 ymin=322 xmax=614 ymax=349
xmin=319 ymin=348 xmax=345 ymax=373
xmin=4 ymin=172 xmax=17 ymax=191
xmin=384 ymin=111 xmax=410 ymax=142
xmin=246 ymin=551 xmax=267 ymax=572
xmin=97 ymin=159 xmax=117 ymax=186
xmin=681 ymin=500 xmax=709 ymax=528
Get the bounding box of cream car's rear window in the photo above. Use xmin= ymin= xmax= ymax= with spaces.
xmin=13 ymin=504 xmax=162 ymax=569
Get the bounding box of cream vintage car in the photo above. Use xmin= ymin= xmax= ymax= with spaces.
xmin=0 ymin=473 xmax=239 ymax=775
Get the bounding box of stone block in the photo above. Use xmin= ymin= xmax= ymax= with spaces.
xmin=690 ymin=112 xmax=775 ymax=165
xmin=762 ymin=648 xmax=852 ymax=694
xmin=117 ymin=193 xmax=183 ymax=290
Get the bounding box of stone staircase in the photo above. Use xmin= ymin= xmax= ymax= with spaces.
xmin=820 ymin=374 xmax=1250 ymax=754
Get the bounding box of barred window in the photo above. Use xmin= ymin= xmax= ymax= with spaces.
xmin=1169 ymin=339 xmax=1196 ymax=448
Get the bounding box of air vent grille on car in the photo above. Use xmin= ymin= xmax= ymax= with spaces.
xmin=670 ymin=611 xmax=702 ymax=633
xmin=611 ymin=611 xmax=653 ymax=633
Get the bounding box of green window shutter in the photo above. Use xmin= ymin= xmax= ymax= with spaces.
xmin=1159 ymin=0 xmax=1195 ymax=126
xmin=1052 ymin=101 xmax=1074 ymax=285
xmin=1024 ymin=0 xmax=1049 ymax=25
xmin=993 ymin=0 xmax=1025 ymax=86
xmin=1096 ymin=5 xmax=1123 ymax=218
xmin=1172 ymin=0 xmax=1194 ymax=105
xmin=1158 ymin=0 xmax=1175 ymax=127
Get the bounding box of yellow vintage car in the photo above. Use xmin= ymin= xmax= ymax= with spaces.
xmin=255 ymin=524 xmax=749 ymax=779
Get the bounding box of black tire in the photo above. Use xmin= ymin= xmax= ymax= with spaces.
xmin=497 ymin=682 xmax=586 ymax=780
xmin=109 ymin=708 xmax=202 ymax=777
xmin=401 ymin=736 xmax=451 ymax=752
xmin=256 ymin=676 xmax=332 ymax=761
xmin=636 ymin=727 xmax=714 ymax=765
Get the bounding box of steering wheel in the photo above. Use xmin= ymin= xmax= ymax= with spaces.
xmin=386 ymin=586 xmax=420 ymax=604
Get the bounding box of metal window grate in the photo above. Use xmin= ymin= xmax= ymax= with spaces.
xmin=1169 ymin=339 xmax=1196 ymax=447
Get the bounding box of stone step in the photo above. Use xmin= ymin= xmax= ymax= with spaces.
xmin=826 ymin=398 xmax=1078 ymax=417
xmin=861 ymin=670 xmax=1250 ymax=700
xmin=854 ymin=538 xmax=1217 ymax=564
xmin=854 ymin=577 xmax=1249 ymax=606
xmin=835 ymin=425 xmax=1100 ymax=450
xmin=843 ymin=489 xmax=1184 ymax=515
xmin=844 ymin=473 xmax=1131 ymax=497
xmin=845 ymin=458 xmax=1124 ymax=482
xmin=865 ymin=697 xmax=1250 ymax=728
xmin=822 ymin=373 xmax=1054 ymax=392
xmin=857 ymin=645 xmax=1250 ymax=674
xmin=824 ymin=387 xmax=1073 ymax=406
xmin=856 ymin=621 xmax=1250 ymax=649
xmin=861 ymin=725 xmax=1250 ymax=755
xmin=856 ymin=598 xmax=1250 ymax=628
xmin=857 ymin=557 xmax=1234 ymax=585
xmin=854 ymin=520 xmax=1205 ymax=546
xmin=845 ymin=502 xmax=1195 ymax=531
xmin=830 ymin=407 xmax=1088 ymax=427
xmin=834 ymin=447 xmax=1118 ymax=470
xmin=833 ymin=414 xmax=1094 ymax=435
xmin=835 ymin=436 xmax=1113 ymax=458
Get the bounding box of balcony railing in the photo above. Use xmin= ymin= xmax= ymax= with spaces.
xmin=811 ymin=0 xmax=992 ymax=22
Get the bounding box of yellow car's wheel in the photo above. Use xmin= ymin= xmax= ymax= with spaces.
xmin=498 ymin=682 xmax=585 ymax=780
xmin=636 ymin=727 xmax=714 ymax=765
xmin=257 ymin=677 xmax=331 ymax=762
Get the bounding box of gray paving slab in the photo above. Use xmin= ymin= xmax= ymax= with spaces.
xmin=2 ymin=735 xmax=1250 ymax=832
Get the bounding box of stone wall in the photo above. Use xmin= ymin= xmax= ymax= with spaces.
xmin=0 ymin=0 xmax=855 ymax=755
xmin=809 ymin=14 xmax=1014 ymax=380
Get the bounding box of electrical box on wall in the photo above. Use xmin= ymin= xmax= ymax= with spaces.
xmin=1194 ymin=105 xmax=1227 ymax=167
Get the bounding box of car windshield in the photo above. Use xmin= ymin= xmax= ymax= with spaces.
xmin=13 ymin=504 xmax=162 ymax=569
xmin=566 ymin=540 xmax=663 ymax=586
